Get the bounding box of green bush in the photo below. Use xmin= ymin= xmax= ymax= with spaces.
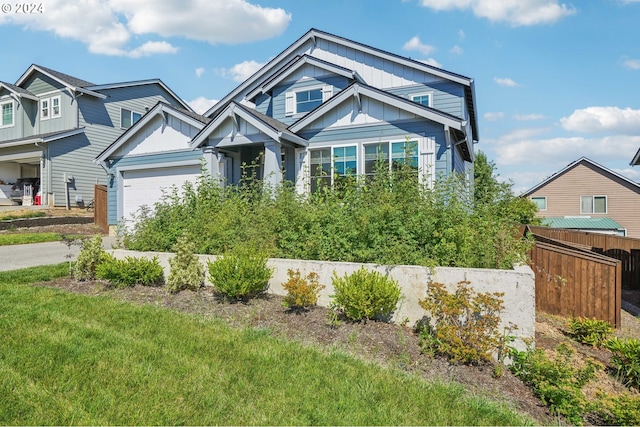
xmin=567 ymin=317 xmax=613 ymax=347
xmin=594 ymin=392 xmax=640 ymax=426
xmin=604 ymin=337 xmax=640 ymax=390
xmin=282 ymin=269 xmax=325 ymax=309
xmin=330 ymin=267 xmax=401 ymax=322
xmin=207 ymin=247 xmax=272 ymax=301
xmin=167 ymin=236 xmax=205 ymax=294
xmin=96 ymin=255 xmax=164 ymax=288
xmin=508 ymin=342 xmax=600 ymax=425
xmin=418 ymin=281 xmax=511 ymax=364
xmin=73 ymin=235 xmax=108 ymax=281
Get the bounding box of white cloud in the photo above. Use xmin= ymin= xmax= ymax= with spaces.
xmin=418 ymin=0 xmax=576 ymax=26
xmin=450 ymin=45 xmax=464 ymax=55
xmin=458 ymin=29 xmax=466 ymax=40
xmin=219 ymin=60 xmax=266 ymax=82
xmin=188 ymin=96 xmax=218 ymax=114
xmin=195 ymin=67 xmax=205 ymax=78
xmin=0 ymin=0 xmax=290 ymax=56
xmin=494 ymin=77 xmax=519 ymax=87
xmin=560 ymin=106 xmax=640 ymax=134
xmin=403 ymin=36 xmax=436 ymax=56
xmin=623 ymin=59 xmax=640 ymax=69
xmin=514 ymin=113 xmax=545 ymax=121
xmin=418 ymin=58 xmax=443 ymax=68
xmin=484 ymin=112 xmax=504 ymax=121
xmin=492 ymin=133 xmax=640 ymax=168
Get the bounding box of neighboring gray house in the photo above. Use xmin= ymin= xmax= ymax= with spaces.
xmin=0 ymin=64 xmax=191 ymax=207
xmin=96 ymin=29 xmax=479 ymax=233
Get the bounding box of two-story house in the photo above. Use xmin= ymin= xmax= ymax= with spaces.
xmin=0 ymin=64 xmax=191 ymax=207
xmin=96 ymin=29 xmax=479 ymax=232
xmin=523 ymin=157 xmax=640 ymax=238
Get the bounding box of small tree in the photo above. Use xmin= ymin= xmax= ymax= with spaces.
xmin=167 ymin=235 xmax=205 ymax=293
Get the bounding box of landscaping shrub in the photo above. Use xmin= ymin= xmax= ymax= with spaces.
xmin=73 ymin=235 xmax=108 ymax=281
xmin=167 ymin=235 xmax=205 ymax=294
xmin=594 ymin=392 xmax=640 ymax=426
xmin=604 ymin=337 xmax=640 ymax=390
xmin=207 ymin=246 xmax=272 ymax=301
xmin=567 ymin=317 xmax=613 ymax=347
xmin=418 ymin=281 xmax=512 ymax=364
xmin=282 ymin=269 xmax=325 ymax=309
xmin=331 ymin=267 xmax=401 ymax=322
xmin=96 ymin=255 xmax=164 ymax=288
xmin=508 ymin=342 xmax=600 ymax=425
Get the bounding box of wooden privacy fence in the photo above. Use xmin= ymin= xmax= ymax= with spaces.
xmin=94 ymin=184 xmax=108 ymax=234
xmin=528 ymin=225 xmax=640 ymax=290
xmin=527 ymin=231 xmax=622 ymax=327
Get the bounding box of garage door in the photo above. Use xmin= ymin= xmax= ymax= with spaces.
xmin=122 ymin=165 xmax=201 ymax=224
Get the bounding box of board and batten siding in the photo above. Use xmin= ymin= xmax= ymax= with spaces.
xmin=36 ymin=90 xmax=77 ymax=135
xmin=22 ymin=73 xmax=65 ymax=95
xmin=0 ymin=96 xmax=24 ymax=141
xmin=528 ymin=162 xmax=640 ymax=238
xmin=387 ymin=82 xmax=465 ymax=120
xmin=107 ymin=150 xmax=205 ymax=225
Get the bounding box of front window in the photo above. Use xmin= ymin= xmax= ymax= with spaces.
xmin=391 ymin=141 xmax=418 ymax=172
xmin=309 ymin=146 xmax=357 ymax=193
xmin=40 ymin=98 xmax=49 ymax=120
xmin=411 ymin=93 xmax=432 ymax=107
xmin=364 ymin=143 xmax=389 ymax=178
xmin=296 ymin=88 xmax=322 ymax=114
xmin=581 ymin=195 xmax=607 ymax=214
xmin=309 ymin=148 xmax=331 ymax=193
xmin=1 ymin=101 xmax=14 ymax=127
xmin=363 ymin=140 xmax=418 ymax=178
xmin=121 ymin=108 xmax=142 ymax=129
xmin=531 ymin=196 xmax=547 ymax=211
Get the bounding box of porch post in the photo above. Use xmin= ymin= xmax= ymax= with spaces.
xmin=263 ymin=140 xmax=282 ymax=188
xmin=202 ymin=146 xmax=224 ymax=185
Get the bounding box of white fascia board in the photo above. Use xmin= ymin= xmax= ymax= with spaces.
xmin=191 ymin=104 xmax=237 ymax=148
xmin=41 ymin=127 xmax=85 ymax=143
xmin=87 ymin=79 xmax=192 ymax=111
xmin=247 ymin=56 xmax=357 ymax=100
xmin=289 ymin=84 xmax=464 ymax=133
xmin=631 ymin=147 xmax=640 ymax=166
xmin=0 ymin=83 xmax=38 ymax=101
xmin=14 ymin=65 xmax=105 ymax=99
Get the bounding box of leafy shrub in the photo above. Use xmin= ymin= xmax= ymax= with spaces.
xmin=604 ymin=337 xmax=640 ymax=390
xmin=331 ymin=267 xmax=401 ymax=322
xmin=73 ymin=235 xmax=108 ymax=281
xmin=282 ymin=269 xmax=325 ymax=309
xmin=594 ymin=392 xmax=640 ymax=426
xmin=207 ymin=247 xmax=272 ymax=301
xmin=567 ymin=317 xmax=613 ymax=347
xmin=167 ymin=235 xmax=205 ymax=294
xmin=508 ymin=342 xmax=600 ymax=425
xmin=96 ymin=255 xmax=164 ymax=288
xmin=418 ymin=281 xmax=511 ymax=364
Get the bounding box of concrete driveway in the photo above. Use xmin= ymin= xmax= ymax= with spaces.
xmin=0 ymin=237 xmax=119 ymax=272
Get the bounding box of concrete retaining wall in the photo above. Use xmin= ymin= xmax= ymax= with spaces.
xmin=109 ymin=249 xmax=535 ymax=352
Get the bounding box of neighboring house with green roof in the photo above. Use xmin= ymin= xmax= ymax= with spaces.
xmin=522 ymin=157 xmax=640 ymax=238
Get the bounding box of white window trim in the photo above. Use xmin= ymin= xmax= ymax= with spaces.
xmin=531 ymin=196 xmax=547 ymax=211
xmin=410 ymin=91 xmax=434 ymax=108
xmin=285 ymin=84 xmax=333 ymax=117
xmin=0 ymin=99 xmax=15 ymax=128
xmin=51 ymin=95 xmax=61 ymax=119
xmin=120 ymin=107 xmax=143 ymax=129
xmin=580 ymin=195 xmax=607 ymax=214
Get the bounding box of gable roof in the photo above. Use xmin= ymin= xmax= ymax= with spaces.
xmin=0 ymin=81 xmax=38 ymax=101
xmin=95 ymin=101 xmax=209 ymax=167
xmin=191 ymin=101 xmax=308 ymax=149
xmin=522 ymin=157 xmax=640 ymax=196
xmin=630 ymin=147 xmax=640 ymax=166
xmin=204 ymin=28 xmax=478 ymax=142
xmin=15 ymin=64 xmax=105 ymax=99
xmin=86 ymin=79 xmax=194 ymax=112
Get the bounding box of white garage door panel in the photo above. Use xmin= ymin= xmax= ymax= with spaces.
xmin=122 ymin=165 xmax=201 ymax=223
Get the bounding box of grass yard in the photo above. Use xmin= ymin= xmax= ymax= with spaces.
xmin=0 ymin=265 xmax=533 ymax=426
xmin=0 ymin=233 xmax=65 ymax=246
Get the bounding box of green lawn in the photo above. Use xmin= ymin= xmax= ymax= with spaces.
xmin=0 ymin=232 xmax=66 ymax=246
xmin=0 ymin=264 xmax=534 ymax=426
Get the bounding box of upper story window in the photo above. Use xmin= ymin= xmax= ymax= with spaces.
xmin=411 ymin=92 xmax=432 ymax=107
xmin=121 ymin=108 xmax=142 ymax=129
xmin=531 ymin=196 xmax=547 ymax=211
xmin=40 ymin=95 xmax=61 ymax=120
xmin=285 ymin=85 xmax=333 ymax=116
xmin=0 ymin=100 xmax=14 ymax=127
xmin=581 ymin=195 xmax=606 ymax=214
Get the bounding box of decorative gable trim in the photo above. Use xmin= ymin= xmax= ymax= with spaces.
xmin=0 ymin=82 xmax=38 ymax=101
xmin=16 ymin=64 xmax=106 ymax=99
xmin=288 ymin=82 xmax=466 ymax=133
xmin=245 ymin=54 xmax=363 ymax=101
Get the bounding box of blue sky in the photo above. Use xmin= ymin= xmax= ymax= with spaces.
xmin=1 ymin=0 xmax=639 ymax=193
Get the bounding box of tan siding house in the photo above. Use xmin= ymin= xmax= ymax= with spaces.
xmin=523 ymin=157 xmax=640 ymax=238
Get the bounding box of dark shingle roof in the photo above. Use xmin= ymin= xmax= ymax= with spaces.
xmin=34 ymin=64 xmax=95 ymax=87
xmin=0 ymin=81 xmax=36 ymax=97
